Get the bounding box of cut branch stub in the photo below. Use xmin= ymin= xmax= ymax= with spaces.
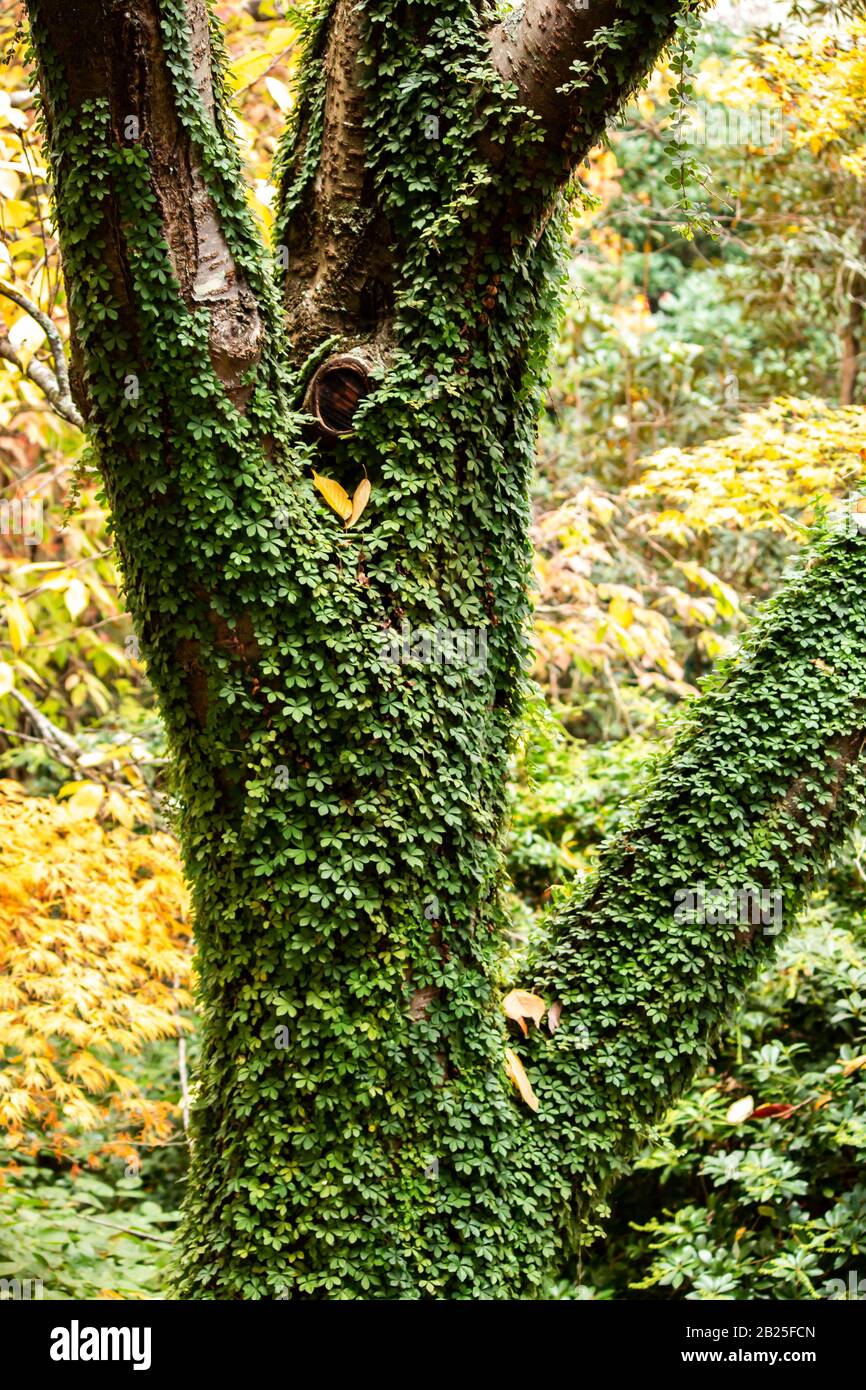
xmin=309 ymin=354 xmax=371 ymax=438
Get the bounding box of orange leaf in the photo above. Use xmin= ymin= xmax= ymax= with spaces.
xmin=504 ymin=1047 xmax=539 ymax=1112
xmin=346 ymin=477 xmax=371 ymax=528
xmin=503 ymin=989 xmax=546 ymax=1033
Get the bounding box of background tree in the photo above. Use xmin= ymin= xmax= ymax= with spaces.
xmin=19 ymin=0 xmax=866 ymax=1300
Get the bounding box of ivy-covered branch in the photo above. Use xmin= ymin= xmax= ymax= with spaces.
xmin=24 ymin=0 xmax=305 ymax=799
xmin=487 ymin=0 xmax=685 ymax=193
xmin=27 ymin=0 xmax=272 ymax=412
xmin=517 ymin=525 xmax=866 ymax=1250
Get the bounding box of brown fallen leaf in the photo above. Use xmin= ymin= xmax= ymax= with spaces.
xmin=346 ymin=477 xmax=371 ymax=528
xmin=547 ymin=1000 xmax=562 ymax=1034
xmin=503 ymin=989 xmax=546 ymax=1038
xmin=504 ymin=1047 xmax=539 ymax=1112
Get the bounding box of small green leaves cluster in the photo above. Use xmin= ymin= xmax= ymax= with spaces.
xmin=663 ymin=0 xmax=728 ymax=238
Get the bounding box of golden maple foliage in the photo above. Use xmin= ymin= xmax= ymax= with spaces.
xmin=0 ymin=0 xmax=297 ymax=1178
xmin=0 ymin=780 xmax=191 ymax=1160
xmin=533 ymin=399 xmax=866 ymax=703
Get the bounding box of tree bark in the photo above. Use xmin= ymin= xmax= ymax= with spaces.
xmin=840 ymin=223 xmax=866 ymax=404
xmin=24 ymin=0 xmax=866 ymax=1300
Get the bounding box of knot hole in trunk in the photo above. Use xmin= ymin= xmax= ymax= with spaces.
xmin=310 ymin=354 xmax=371 ymax=439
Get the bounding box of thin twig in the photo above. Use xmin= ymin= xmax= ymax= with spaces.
xmin=75 ymin=1212 xmax=174 ymax=1246
xmin=0 ymin=282 xmax=83 ymax=428
xmin=8 ymin=685 xmax=81 ymax=760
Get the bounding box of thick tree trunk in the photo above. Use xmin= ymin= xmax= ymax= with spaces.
xmin=24 ymin=0 xmax=866 ymax=1300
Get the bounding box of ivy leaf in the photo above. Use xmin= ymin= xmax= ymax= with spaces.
xmin=346 ymin=478 xmax=371 ymax=528
xmin=312 ymin=472 xmax=352 ymax=521
xmin=504 ymin=1047 xmax=539 ymax=1112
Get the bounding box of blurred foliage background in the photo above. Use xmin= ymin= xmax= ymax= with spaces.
xmin=1 ymin=0 xmax=865 ymax=1299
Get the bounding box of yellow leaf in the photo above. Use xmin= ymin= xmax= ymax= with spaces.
xmin=5 ymin=600 xmax=33 ymax=653
xmin=64 ymin=783 xmax=104 ymax=821
xmin=842 ymin=1055 xmax=866 ymax=1077
xmin=588 ymin=494 xmax=616 ymax=525
xmin=104 ymin=790 xmax=135 ymax=828
xmin=0 ymin=661 xmax=14 ymax=697
xmin=347 ymin=478 xmax=372 ymax=528
xmin=8 ymin=312 xmax=45 ymax=354
xmin=609 ymin=594 xmax=634 ymax=628
xmin=312 ymin=472 xmax=353 ymax=521
xmin=264 ymin=76 xmax=293 ymax=113
xmin=228 ymin=50 xmax=276 ymax=91
xmin=64 ymin=578 xmax=89 ymax=621
xmin=504 ymin=1047 xmax=539 ymax=1112
xmin=503 ymin=989 xmax=546 ymax=1037
xmin=58 ymin=780 xmax=89 ymax=797
xmin=725 ymin=1095 xmax=754 ymax=1124
xmin=2 ymin=198 xmax=37 ymax=229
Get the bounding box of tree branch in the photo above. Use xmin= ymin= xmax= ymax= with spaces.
xmin=0 ymin=283 xmax=84 ymax=427
xmin=24 ymin=0 xmax=294 ymax=758
xmin=521 ymin=529 xmax=866 ymax=1230
xmin=276 ymin=0 xmax=393 ymax=364
xmin=28 ymin=0 xmax=268 ymax=413
xmin=488 ymin=0 xmax=684 ymax=186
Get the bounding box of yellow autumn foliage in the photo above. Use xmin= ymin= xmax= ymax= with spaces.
xmin=0 ymin=780 xmax=191 ymax=1159
xmin=630 ymin=397 xmax=866 ymax=543
xmin=696 ymin=21 xmax=866 ymax=174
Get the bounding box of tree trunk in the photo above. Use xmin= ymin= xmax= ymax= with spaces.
xmin=24 ymin=0 xmax=866 ymax=1300
xmin=840 ymin=223 xmax=866 ymax=404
